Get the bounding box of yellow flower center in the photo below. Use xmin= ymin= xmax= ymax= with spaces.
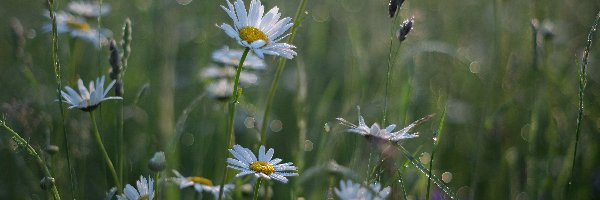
xmin=250 ymin=161 xmax=275 ymax=175
xmin=239 ymin=26 xmax=268 ymax=44
xmin=187 ymin=176 xmax=214 ymax=186
xmin=66 ymin=19 xmax=91 ymax=31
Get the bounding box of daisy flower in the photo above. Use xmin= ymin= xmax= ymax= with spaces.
xmin=172 ymin=170 xmax=235 ymax=198
xmin=218 ymin=0 xmax=297 ymax=59
xmin=68 ymin=1 xmax=111 ymax=17
xmin=60 ymin=75 xmax=122 ymax=111
xmin=43 ymin=11 xmax=111 ymax=46
xmin=337 ymin=106 xmax=432 ymax=141
xmin=117 ymin=176 xmax=155 ymax=200
xmin=212 ymin=46 xmax=267 ymax=70
xmin=335 ymin=180 xmax=391 ymax=200
xmin=227 ymin=145 xmax=298 ymax=183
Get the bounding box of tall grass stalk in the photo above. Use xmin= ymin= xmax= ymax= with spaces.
xmin=382 ymin=13 xmax=401 ymax=126
xmin=397 ymin=145 xmax=457 ymax=199
xmin=218 ymin=47 xmax=250 ymax=200
xmin=426 ymin=103 xmax=446 ymax=200
xmin=117 ymin=18 xmax=132 ymax=186
xmin=568 ymin=10 xmax=600 ymax=193
xmin=89 ymin=111 xmax=122 ymax=193
xmin=47 ymin=0 xmax=77 ymax=197
xmin=258 ymin=0 xmax=308 ymax=145
xmin=0 ymin=117 xmax=61 ymax=200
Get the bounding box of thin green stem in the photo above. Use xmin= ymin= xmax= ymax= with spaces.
xmin=568 ymin=11 xmax=600 ymax=194
xmin=382 ymin=13 xmax=401 ymax=126
xmin=253 ymin=178 xmax=263 ymax=200
xmin=259 ymin=0 xmax=308 ymax=145
xmin=1 ymin=118 xmax=61 ymax=200
xmin=89 ymin=111 xmax=122 ymax=193
xmin=47 ymin=0 xmax=77 ymax=197
xmin=426 ymin=103 xmax=447 ymax=200
xmin=218 ymin=47 xmax=250 ymax=200
xmin=155 ymin=172 xmax=160 ymax=199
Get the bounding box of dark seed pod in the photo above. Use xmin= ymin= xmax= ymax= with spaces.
xmin=397 ymin=17 xmax=414 ymax=42
xmin=109 ymin=40 xmax=124 ymax=97
xmin=389 ymin=0 xmax=405 ymax=18
xmin=40 ymin=177 xmax=55 ymax=190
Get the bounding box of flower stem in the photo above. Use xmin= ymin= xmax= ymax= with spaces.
xmin=155 ymin=172 xmax=160 ymax=199
xmin=253 ymin=178 xmax=263 ymax=200
xmin=0 ymin=118 xmax=62 ymax=200
xmin=218 ymin=47 xmax=250 ymax=200
xmin=89 ymin=111 xmax=122 ymax=193
xmin=382 ymin=14 xmax=401 ymax=126
xmin=47 ymin=0 xmax=77 ymax=196
xmin=258 ymin=0 xmax=308 ymax=146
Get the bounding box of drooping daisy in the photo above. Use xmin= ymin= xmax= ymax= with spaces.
xmin=218 ymin=0 xmax=297 ymax=59
xmin=335 ymin=180 xmax=391 ymax=200
xmin=337 ymin=106 xmax=432 ymax=141
xmin=60 ymin=75 xmax=122 ymax=111
xmin=68 ymin=1 xmax=111 ymax=17
xmin=43 ymin=11 xmax=111 ymax=46
xmin=227 ymin=145 xmax=298 ymax=183
xmin=117 ymin=176 xmax=155 ymax=200
xmin=212 ymin=46 xmax=267 ymax=70
xmin=172 ymin=170 xmax=235 ymax=198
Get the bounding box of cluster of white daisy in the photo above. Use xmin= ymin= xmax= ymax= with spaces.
xmin=43 ymin=1 xmax=111 ymax=46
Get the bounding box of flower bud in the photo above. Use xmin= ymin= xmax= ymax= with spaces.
xmin=148 ymin=151 xmax=166 ymax=172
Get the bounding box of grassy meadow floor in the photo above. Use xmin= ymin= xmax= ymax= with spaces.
xmin=0 ymin=0 xmax=600 ymax=199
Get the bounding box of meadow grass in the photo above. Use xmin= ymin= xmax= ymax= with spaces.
xmin=0 ymin=0 xmax=599 ymax=199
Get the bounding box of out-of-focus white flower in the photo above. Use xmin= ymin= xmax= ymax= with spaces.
xmin=212 ymin=46 xmax=266 ymax=70
xmin=201 ymin=65 xmax=258 ymax=85
xmin=171 ymin=170 xmax=234 ymax=198
xmin=43 ymin=11 xmax=111 ymax=46
xmin=206 ymin=79 xmax=234 ymax=100
xmin=68 ymin=1 xmax=111 ymax=17
xmin=335 ymin=180 xmax=391 ymax=200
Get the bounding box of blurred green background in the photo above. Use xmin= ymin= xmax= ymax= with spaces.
xmin=1 ymin=0 xmax=600 ymax=199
